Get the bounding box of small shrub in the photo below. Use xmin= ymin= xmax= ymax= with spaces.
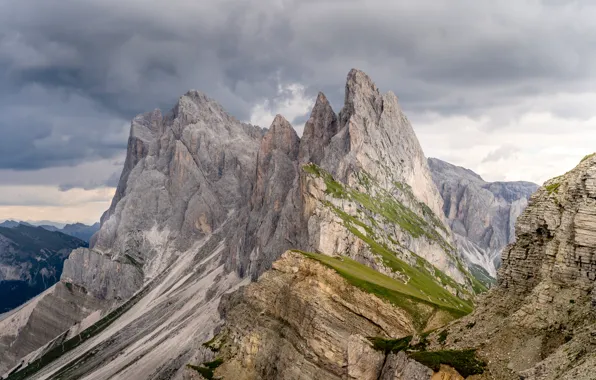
xmin=438 ymin=330 xmax=448 ymax=344
xmin=64 ymin=282 xmax=73 ymax=292
xmin=186 ymin=358 xmax=224 ymax=380
xmin=368 ymin=336 xmax=412 ymax=353
xmin=408 ymin=349 xmax=486 ymax=377
xmin=545 ymin=182 xmax=561 ymax=195
xmin=409 ymin=333 xmax=429 ymax=351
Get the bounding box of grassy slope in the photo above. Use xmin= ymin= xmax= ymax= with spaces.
xmin=298 ymin=251 xmax=472 ymax=327
xmin=303 ymin=163 xmax=486 ymax=298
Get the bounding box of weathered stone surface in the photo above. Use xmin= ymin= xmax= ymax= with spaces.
xmin=92 ymin=92 xmax=264 ymax=274
xmin=430 ymin=154 xmax=596 ymax=380
xmin=245 ymin=115 xmax=302 ymax=279
xmin=429 ymin=158 xmax=538 ymax=278
xmin=214 ymin=251 xmax=415 ymax=380
xmin=431 ymin=365 xmax=464 ymax=380
xmin=61 ymin=248 xmax=143 ymax=301
xmin=299 ymin=92 xmax=338 ymax=165
xmin=380 ymin=351 xmax=433 ymax=380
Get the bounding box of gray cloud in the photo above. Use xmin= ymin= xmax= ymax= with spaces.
xmin=482 ymin=145 xmax=520 ymax=163
xmin=1 ymin=0 xmax=596 ymax=177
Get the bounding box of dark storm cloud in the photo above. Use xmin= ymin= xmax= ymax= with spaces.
xmin=1 ymin=0 xmax=595 ymax=175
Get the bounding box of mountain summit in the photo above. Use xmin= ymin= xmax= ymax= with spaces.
xmin=2 ymin=70 xmax=485 ymax=379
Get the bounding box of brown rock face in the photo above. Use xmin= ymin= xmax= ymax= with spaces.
xmin=431 ymin=365 xmax=464 ymax=380
xmin=214 ymin=251 xmax=419 ymax=380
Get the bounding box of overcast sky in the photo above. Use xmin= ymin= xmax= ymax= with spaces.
xmin=1 ymin=0 xmax=595 ymax=224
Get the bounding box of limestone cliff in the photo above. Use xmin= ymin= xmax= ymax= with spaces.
xmin=428 ymin=158 xmax=538 ymax=283
xmin=0 ymin=90 xmax=265 ymax=378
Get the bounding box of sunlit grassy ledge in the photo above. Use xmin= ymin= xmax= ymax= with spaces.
xmin=294 ymin=251 xmax=473 ymax=330
xmin=302 ymin=163 xmax=487 ymax=296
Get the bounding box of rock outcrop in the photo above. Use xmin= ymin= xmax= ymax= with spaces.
xmin=300 ymin=70 xmax=471 ymax=290
xmin=419 ymin=154 xmax=596 ymax=380
xmin=428 ymin=158 xmax=538 ymax=282
xmin=210 ymin=251 xmax=454 ymax=380
xmin=1 ymin=70 xmax=477 ymax=380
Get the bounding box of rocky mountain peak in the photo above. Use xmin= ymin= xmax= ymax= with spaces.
xmin=262 ymin=114 xmax=300 ymax=159
xmin=1 ymin=69 xmax=481 ymax=379
xmin=428 ymin=157 xmax=538 ymax=281
xmin=339 ymin=68 xmax=383 ymax=129
xmin=299 ymin=92 xmax=338 ymax=164
xmin=428 ymin=157 xmax=485 ymax=183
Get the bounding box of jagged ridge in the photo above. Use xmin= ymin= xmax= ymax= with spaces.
xmin=2 ymin=69 xmax=478 ymax=380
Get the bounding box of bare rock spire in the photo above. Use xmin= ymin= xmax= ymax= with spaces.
xmin=299 ymin=92 xmax=338 ymax=165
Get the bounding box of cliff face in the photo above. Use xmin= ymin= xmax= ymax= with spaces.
xmin=1 ymin=70 xmax=476 ymax=380
xmin=0 ymin=91 xmax=266 ymax=377
xmin=420 ymin=154 xmax=596 ymax=380
xmin=302 ymin=71 xmax=470 ymax=288
xmin=211 ymin=251 xmax=436 ymax=380
xmin=428 ymin=158 xmax=538 ymax=281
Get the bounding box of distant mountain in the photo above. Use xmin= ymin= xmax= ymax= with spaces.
xmin=0 ymin=221 xmax=22 ymax=228
xmin=0 ymin=221 xmax=100 ymax=243
xmin=0 ymin=225 xmax=87 ymax=313
xmin=428 ymin=158 xmax=539 ymax=286
xmin=60 ymin=223 xmax=101 ymax=242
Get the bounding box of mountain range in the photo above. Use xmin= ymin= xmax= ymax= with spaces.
xmin=1 ymin=69 xmax=592 ymax=380
xmin=0 ymin=225 xmax=87 ymax=313
xmin=0 ymin=222 xmax=100 ymax=243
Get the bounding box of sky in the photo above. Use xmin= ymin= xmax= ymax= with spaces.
xmin=1 ymin=0 xmax=596 ymax=224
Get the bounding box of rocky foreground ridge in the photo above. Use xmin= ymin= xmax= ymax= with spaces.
xmin=434 ymin=153 xmax=596 ymax=380
xmin=0 ymin=70 xmax=483 ymax=380
xmin=428 ymin=158 xmax=538 ymax=284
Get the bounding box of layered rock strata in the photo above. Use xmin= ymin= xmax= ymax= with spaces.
xmin=419 ymin=154 xmax=596 ymax=380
